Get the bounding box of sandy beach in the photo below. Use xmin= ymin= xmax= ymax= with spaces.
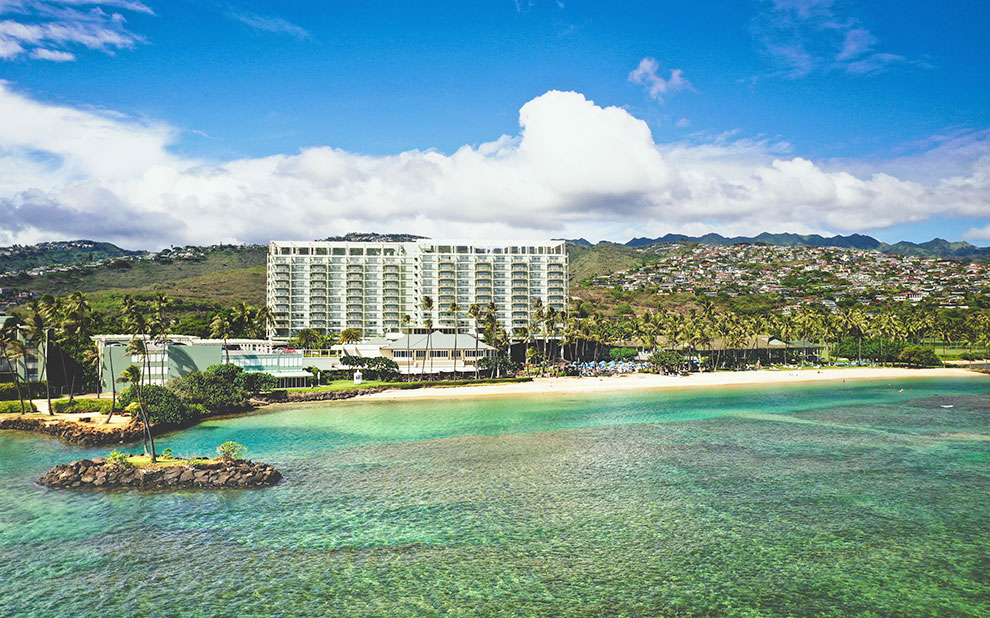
xmin=360 ymin=367 xmax=986 ymax=401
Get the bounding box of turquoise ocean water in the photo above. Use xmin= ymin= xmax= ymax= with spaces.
xmin=1 ymin=377 xmax=988 ymax=617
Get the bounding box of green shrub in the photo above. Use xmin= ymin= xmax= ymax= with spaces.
xmin=167 ymin=364 xmax=250 ymax=413
xmin=338 ymin=356 xmax=400 ymax=381
xmin=52 ymin=399 xmax=115 ymax=415
xmin=896 ymin=346 xmax=943 ymax=368
xmin=0 ymin=400 xmax=38 ymax=413
xmin=120 ymin=385 xmax=198 ymax=425
xmin=105 ymin=450 xmax=134 ymax=469
xmin=609 ymin=347 xmax=638 ymax=361
xmin=216 ymin=441 xmax=247 ymax=461
xmin=649 ymin=350 xmax=686 ymax=372
xmin=239 ymin=372 xmax=277 ymax=395
xmin=0 ymin=380 xmax=48 ymax=401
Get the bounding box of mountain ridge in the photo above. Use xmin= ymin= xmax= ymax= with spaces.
xmin=619 ymin=232 xmax=990 ymax=259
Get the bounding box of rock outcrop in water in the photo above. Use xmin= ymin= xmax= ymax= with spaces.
xmin=38 ymin=458 xmax=282 ymax=490
xmin=0 ymin=416 xmax=146 ymax=446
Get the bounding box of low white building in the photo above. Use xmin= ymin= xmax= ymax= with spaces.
xmin=301 ymin=332 xmax=496 ymax=376
xmin=381 ymin=332 xmax=496 ymax=375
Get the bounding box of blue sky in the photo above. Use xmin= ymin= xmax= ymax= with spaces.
xmin=0 ymin=1 xmax=988 ymax=248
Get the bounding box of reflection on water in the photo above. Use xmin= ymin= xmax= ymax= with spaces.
xmin=0 ymin=378 xmax=988 ymax=617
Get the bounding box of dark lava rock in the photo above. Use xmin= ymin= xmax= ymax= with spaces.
xmin=1 ymin=416 xmax=146 ymax=446
xmin=39 ymin=459 xmax=282 ymax=490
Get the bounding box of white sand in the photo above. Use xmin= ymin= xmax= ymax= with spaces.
xmin=359 ymin=367 xmax=986 ymax=401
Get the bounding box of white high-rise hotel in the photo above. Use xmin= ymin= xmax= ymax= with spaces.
xmin=267 ymin=240 xmax=568 ymax=338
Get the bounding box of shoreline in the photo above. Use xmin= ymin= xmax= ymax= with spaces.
xmin=356 ymin=367 xmax=986 ymax=402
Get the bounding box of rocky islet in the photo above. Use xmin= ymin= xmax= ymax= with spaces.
xmin=38 ymin=458 xmax=282 ymax=490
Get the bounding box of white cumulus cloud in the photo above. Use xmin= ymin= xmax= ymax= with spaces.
xmin=628 ymin=57 xmax=692 ymax=102
xmin=0 ymin=83 xmax=988 ymax=249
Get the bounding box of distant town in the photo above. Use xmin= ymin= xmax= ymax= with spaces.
xmin=588 ymin=242 xmax=990 ymax=311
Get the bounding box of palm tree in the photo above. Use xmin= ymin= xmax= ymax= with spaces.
xmin=589 ymin=313 xmax=606 ymax=375
xmin=40 ymin=295 xmax=78 ymax=400
xmin=210 ymin=311 xmax=234 ymax=364
xmin=102 ymin=341 xmax=118 ymax=425
xmin=117 ymin=363 xmax=156 ymax=462
xmin=400 ymin=315 xmax=413 ymax=380
xmin=60 ymin=291 xmax=96 ymax=401
xmin=123 ymin=299 xmax=155 ymax=387
xmin=231 ymin=301 xmax=252 ymax=337
xmin=420 ymin=296 xmax=434 ymax=379
xmin=254 ymin=306 xmax=276 ymax=339
xmin=448 ymin=302 xmax=461 ymax=376
xmin=339 ymin=328 xmax=361 ymax=355
xmin=152 ymin=293 xmax=172 ymax=334
xmin=22 ymin=302 xmax=53 ymax=415
xmin=467 ymin=304 xmax=482 ymax=379
xmin=292 ymin=328 xmax=323 ymax=350
xmin=0 ymin=321 xmax=27 ymax=414
xmin=542 ymin=305 xmax=558 ymax=374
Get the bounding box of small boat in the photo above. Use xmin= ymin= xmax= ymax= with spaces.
xmin=940 ymin=404 xmax=954 ymax=408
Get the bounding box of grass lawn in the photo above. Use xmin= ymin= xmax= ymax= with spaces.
xmin=286 ymin=380 xmax=393 ymax=393
xmin=114 ymin=454 xmax=224 ymax=468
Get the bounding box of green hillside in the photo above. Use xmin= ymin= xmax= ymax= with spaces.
xmin=0 ymin=245 xmax=267 ymax=304
xmin=566 ymin=241 xmax=650 ymax=285
xmin=84 ymin=266 xmax=266 ymax=315
xmin=0 ymin=240 xmax=141 ymax=273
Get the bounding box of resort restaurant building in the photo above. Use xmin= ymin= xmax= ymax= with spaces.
xmin=379 ymin=332 xmax=495 ymax=375
xmin=93 ymin=335 xmax=312 ymax=391
xmin=303 ymin=331 xmax=496 ymax=376
xmin=267 ymin=239 xmax=568 ymax=339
